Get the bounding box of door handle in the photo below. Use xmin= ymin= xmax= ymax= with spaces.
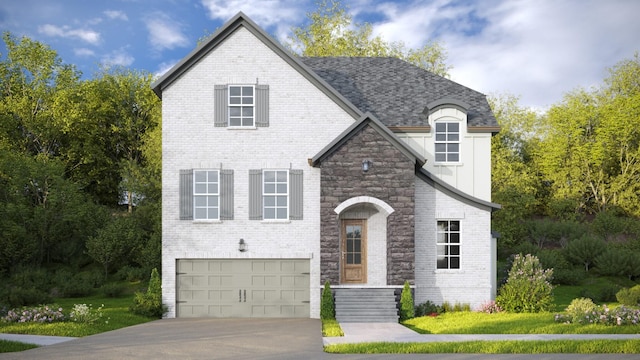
xmin=239 ymin=289 xmax=241 ymax=303
xmin=243 ymin=289 xmax=246 ymax=302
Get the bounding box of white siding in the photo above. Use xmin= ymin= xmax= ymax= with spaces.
xmin=161 ymin=27 xmax=355 ymax=318
xmin=396 ymin=107 xmax=492 ymax=202
xmin=414 ymin=177 xmax=495 ymax=310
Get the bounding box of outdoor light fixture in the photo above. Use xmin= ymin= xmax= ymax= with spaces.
xmin=238 ymin=238 xmax=247 ymax=252
xmin=362 ymin=159 xmax=373 ymax=172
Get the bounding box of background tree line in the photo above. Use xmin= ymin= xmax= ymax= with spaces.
xmin=0 ymin=0 xmax=638 ymax=304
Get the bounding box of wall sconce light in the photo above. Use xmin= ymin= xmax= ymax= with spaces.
xmin=238 ymin=239 xmax=247 ymax=252
xmin=362 ymin=159 xmax=373 ymax=172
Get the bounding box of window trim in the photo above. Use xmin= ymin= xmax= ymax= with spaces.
xmin=193 ymin=169 xmax=220 ymax=221
xmin=434 ymin=121 xmax=460 ymax=163
xmin=228 ymin=85 xmax=255 ymax=128
xmin=436 ymin=220 xmax=461 ymax=270
xmin=262 ymin=169 xmax=289 ymax=221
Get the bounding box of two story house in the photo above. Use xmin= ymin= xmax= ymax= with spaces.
xmin=152 ymin=12 xmax=500 ymax=320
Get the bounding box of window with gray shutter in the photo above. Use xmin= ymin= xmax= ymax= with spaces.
xmin=214 ymin=85 xmax=228 ymax=127
xmin=220 ymin=169 xmax=234 ymax=220
xmin=289 ymin=169 xmax=303 ymax=220
xmin=179 ymin=169 xmax=193 ymax=220
xmin=214 ymin=84 xmax=268 ymax=127
xmin=249 ymin=169 xmax=263 ymax=220
xmin=255 ymin=84 xmax=269 ymax=127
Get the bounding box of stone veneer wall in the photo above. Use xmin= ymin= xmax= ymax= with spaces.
xmin=320 ymin=124 xmax=416 ymax=285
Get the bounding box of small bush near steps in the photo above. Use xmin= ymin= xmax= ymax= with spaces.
xmin=399 ymin=281 xmax=414 ymax=321
xmin=320 ymin=281 xmax=335 ymax=320
xmin=130 ymin=268 xmax=166 ymax=318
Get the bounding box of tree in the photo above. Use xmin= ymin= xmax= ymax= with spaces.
xmin=489 ymin=94 xmax=543 ymax=247
xmin=399 ymin=280 xmax=415 ymax=320
xmin=286 ymin=0 xmax=451 ymax=77
xmin=320 ymin=281 xmax=335 ymax=320
xmin=87 ymin=215 xmax=141 ymax=279
xmin=564 ymin=235 xmax=607 ymax=272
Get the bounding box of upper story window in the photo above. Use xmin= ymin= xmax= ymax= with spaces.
xmin=193 ymin=170 xmax=219 ymax=220
xmin=179 ymin=169 xmax=234 ymax=221
xmin=263 ymin=170 xmax=288 ymax=220
xmin=436 ymin=220 xmax=460 ymax=269
xmin=214 ymin=84 xmax=269 ymax=128
xmin=435 ymin=122 xmax=459 ymax=162
xmin=228 ymin=85 xmax=254 ymax=127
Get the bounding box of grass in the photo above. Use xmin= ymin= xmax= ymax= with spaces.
xmin=0 ymin=294 xmax=154 ymax=338
xmin=325 ymin=340 xmax=640 ymax=354
xmin=0 ymin=340 xmax=38 ymax=353
xmin=322 ymin=319 xmax=344 ymax=337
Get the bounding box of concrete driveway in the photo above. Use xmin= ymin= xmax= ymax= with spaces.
xmin=2 ymin=318 xmax=639 ymax=360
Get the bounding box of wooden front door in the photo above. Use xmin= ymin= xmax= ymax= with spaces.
xmin=341 ymin=219 xmax=367 ymax=284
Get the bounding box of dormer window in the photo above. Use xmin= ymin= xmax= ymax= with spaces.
xmin=435 ymin=122 xmax=459 ymax=162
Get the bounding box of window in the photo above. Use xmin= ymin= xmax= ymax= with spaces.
xmin=263 ymin=170 xmax=288 ymax=220
xmin=436 ymin=220 xmax=460 ymax=269
xmin=179 ymin=169 xmax=233 ymax=221
xmin=214 ymin=84 xmax=269 ymax=127
xmin=249 ymin=169 xmax=303 ymax=220
xmin=194 ymin=170 xmax=219 ymax=220
xmin=228 ymin=85 xmax=254 ymax=127
xmin=434 ymin=122 xmax=459 ymax=162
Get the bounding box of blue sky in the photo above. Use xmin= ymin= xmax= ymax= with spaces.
xmin=1 ymin=0 xmax=639 ymax=110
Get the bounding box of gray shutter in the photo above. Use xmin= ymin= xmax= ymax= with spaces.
xmin=255 ymin=84 xmax=269 ymax=127
xmin=214 ymin=85 xmax=228 ymax=127
xmin=179 ymin=169 xmax=193 ymax=220
xmin=220 ymin=169 xmax=234 ymax=220
xmin=249 ymin=169 xmax=263 ymax=220
xmin=289 ymin=169 xmax=303 ymax=220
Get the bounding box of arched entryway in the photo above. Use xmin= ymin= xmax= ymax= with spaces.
xmin=334 ymin=196 xmax=394 ymax=286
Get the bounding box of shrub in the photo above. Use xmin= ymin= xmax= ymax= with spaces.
xmin=564 ymin=235 xmax=607 ymax=272
xmin=552 ymin=268 xmax=584 ymax=285
xmin=565 ymin=298 xmax=598 ymax=324
xmin=556 ymin=304 xmax=640 ymax=326
xmin=415 ymin=300 xmax=442 ymax=317
xmin=616 ymin=285 xmax=640 ymax=306
xmin=496 ymin=253 xmax=554 ymax=313
xmin=2 ymin=305 xmax=65 ymax=323
xmin=477 ymin=300 xmax=502 ymax=314
xmin=320 ymin=281 xmax=335 ymax=320
xmin=116 ymin=265 xmax=148 ymax=282
xmin=399 ymin=281 xmax=414 ymax=321
xmin=60 ymin=278 xmax=95 ymax=298
xmin=130 ymin=268 xmax=166 ymax=318
xmin=69 ymin=303 xmax=103 ymax=324
xmin=7 ymin=287 xmax=52 ymax=307
xmin=101 ymin=283 xmax=126 ymax=298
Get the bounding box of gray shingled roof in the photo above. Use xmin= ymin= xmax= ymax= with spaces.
xmin=300 ymin=57 xmax=498 ymax=128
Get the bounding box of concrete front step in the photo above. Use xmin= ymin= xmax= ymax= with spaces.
xmin=334 ymin=288 xmax=399 ymax=323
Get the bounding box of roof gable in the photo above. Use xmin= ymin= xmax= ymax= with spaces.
xmin=311 ymin=112 xmax=426 ymax=167
xmin=150 ymin=13 xmax=361 ymax=121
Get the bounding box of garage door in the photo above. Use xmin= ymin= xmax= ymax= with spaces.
xmin=176 ymin=259 xmax=310 ymax=318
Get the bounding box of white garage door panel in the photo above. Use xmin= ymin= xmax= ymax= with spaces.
xmin=176 ymin=259 xmax=310 ymax=318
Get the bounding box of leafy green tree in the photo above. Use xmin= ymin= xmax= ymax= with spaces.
xmin=489 ymin=94 xmax=543 ymax=247
xmin=131 ymin=268 xmax=166 ymax=318
xmin=496 ymin=254 xmax=554 ymax=313
xmin=286 ymin=0 xmax=451 ymax=77
xmin=564 ymin=235 xmax=607 ymax=272
xmin=87 ymin=215 xmax=141 ymax=279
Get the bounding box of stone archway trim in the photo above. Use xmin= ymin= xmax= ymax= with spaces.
xmin=334 ymin=196 xmax=395 ymax=216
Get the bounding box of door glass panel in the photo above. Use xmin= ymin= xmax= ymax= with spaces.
xmin=345 ymin=225 xmax=362 ymax=265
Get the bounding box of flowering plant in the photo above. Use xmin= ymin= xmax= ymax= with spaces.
xmin=69 ymin=303 xmax=104 ymax=324
xmin=1 ymin=305 xmax=65 ymax=323
xmin=555 ymin=303 xmax=640 ymax=326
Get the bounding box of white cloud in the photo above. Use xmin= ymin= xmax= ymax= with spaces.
xmin=358 ymin=0 xmax=640 ymax=109
xmin=145 ymin=12 xmax=190 ymax=52
xmin=102 ymin=48 xmax=134 ymax=67
xmin=38 ymin=24 xmax=101 ymax=44
xmin=74 ymin=48 xmax=95 ymax=57
xmin=104 ymin=10 xmax=128 ymax=21
xmin=154 ymin=60 xmax=179 ymax=78
xmin=199 ymin=0 xmax=302 ymax=42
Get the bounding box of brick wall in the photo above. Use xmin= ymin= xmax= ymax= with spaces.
xmin=319 ymin=123 xmax=416 ymax=285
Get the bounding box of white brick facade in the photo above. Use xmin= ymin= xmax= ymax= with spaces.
xmin=161 ymin=27 xmax=354 ymax=318
xmin=414 ymin=178 xmax=496 ymax=309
